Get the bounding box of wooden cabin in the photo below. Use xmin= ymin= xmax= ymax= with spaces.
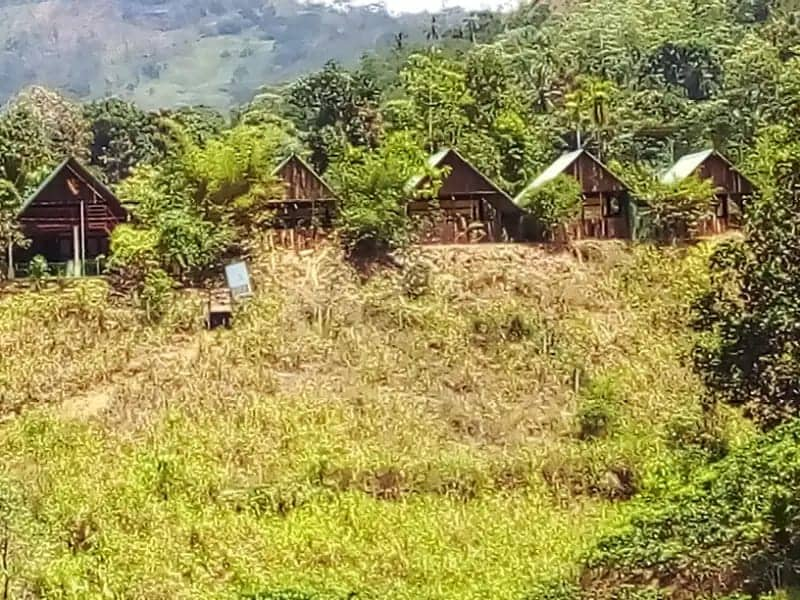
xmin=8 ymin=157 xmax=128 ymax=278
xmin=267 ymin=154 xmax=337 ymax=249
xmin=406 ymin=148 xmax=521 ymax=244
xmin=661 ymin=149 xmax=754 ymax=236
xmin=517 ymin=149 xmax=632 ymax=240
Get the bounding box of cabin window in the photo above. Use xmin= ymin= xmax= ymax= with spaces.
xmin=605 ymin=196 xmax=623 ymax=217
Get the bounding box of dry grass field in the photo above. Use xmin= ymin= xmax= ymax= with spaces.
xmin=0 ymin=242 xmax=748 ymax=599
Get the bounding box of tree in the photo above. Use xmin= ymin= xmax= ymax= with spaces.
xmin=692 ymin=123 xmax=800 ymax=429
xmin=642 ymin=42 xmax=723 ymax=101
xmin=328 ymin=132 xmax=438 ymax=255
xmin=564 ymin=77 xmax=617 ymax=152
xmin=8 ymin=86 xmax=92 ymax=162
xmin=287 ymin=61 xmax=381 ymax=172
xmin=84 ymin=98 xmax=168 ymax=183
xmin=0 ymin=180 xmax=25 ymax=279
xmin=165 ymin=105 xmax=227 ymax=146
xmin=114 ymin=121 xmax=294 ymax=280
xmin=0 ymin=105 xmax=53 ymax=190
xmin=183 ymin=123 xmax=295 ymax=230
xmin=516 ymin=174 xmax=583 ymax=241
xmin=401 ymin=50 xmax=473 ymax=152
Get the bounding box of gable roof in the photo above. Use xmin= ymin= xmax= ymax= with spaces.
xmin=18 ymin=156 xmax=127 ymax=218
xmin=515 ymin=149 xmax=626 ymax=204
xmin=520 ymin=149 xmax=584 ymax=196
xmin=406 ymin=148 xmax=518 ymax=214
xmin=660 ymin=149 xmax=716 ymax=185
xmin=405 ymin=148 xmax=452 ymax=193
xmin=272 ymin=153 xmax=337 ymax=201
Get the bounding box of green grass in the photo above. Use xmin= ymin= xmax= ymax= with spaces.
xmin=0 ymin=242 xmax=746 ymax=599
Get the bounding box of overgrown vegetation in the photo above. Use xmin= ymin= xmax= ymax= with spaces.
xmin=517 ymin=175 xmax=583 ymax=241
xmin=4 ymin=0 xmax=800 ymax=597
xmin=0 ymin=244 xmax=725 ymax=599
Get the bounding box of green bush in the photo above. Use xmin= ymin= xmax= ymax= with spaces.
xmin=28 ymin=254 xmax=50 ymax=284
xmin=583 ymin=419 xmax=800 ymax=598
xmin=576 ymin=375 xmax=623 ymax=441
xmin=140 ymin=268 xmax=175 ymax=323
xmin=330 ymin=132 xmax=437 ymax=257
xmin=517 ymin=174 xmax=583 ymax=241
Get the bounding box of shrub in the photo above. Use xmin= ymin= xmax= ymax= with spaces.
xmin=400 ymin=255 xmax=433 ymax=299
xmin=692 ymin=177 xmax=800 ymax=428
xmin=583 ymin=419 xmax=800 ymax=598
xmin=108 ymin=224 xmax=160 ymax=290
xmin=542 ymin=446 xmax=639 ymax=502
xmin=28 ymin=254 xmax=50 ymax=284
xmin=643 ymin=175 xmax=717 ymax=242
xmin=330 ymin=132 xmax=440 ymax=257
xmin=611 ymin=162 xmax=716 ymax=242
xmin=140 ymin=268 xmax=175 ymax=323
xmin=665 ymin=409 xmax=729 ymax=463
xmin=576 ymin=375 xmax=623 ymax=441
xmin=471 ymin=309 xmax=538 ymax=347
xmin=517 ymin=174 xmax=583 ymax=241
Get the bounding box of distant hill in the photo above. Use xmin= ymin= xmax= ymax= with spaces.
xmin=0 ymin=0 xmax=467 ymax=109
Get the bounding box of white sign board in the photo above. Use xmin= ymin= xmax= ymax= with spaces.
xmin=225 ymin=261 xmax=253 ymax=301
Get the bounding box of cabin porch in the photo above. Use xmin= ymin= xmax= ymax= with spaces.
xmin=10 ymin=232 xmax=111 ymax=278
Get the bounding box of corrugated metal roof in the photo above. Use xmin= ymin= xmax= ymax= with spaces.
xmin=404 ymin=148 xmax=452 ymax=193
xmin=661 ymin=149 xmax=714 ymax=185
xmin=406 ymin=148 xmax=520 ymax=214
xmin=514 ymin=149 xmax=583 ymax=204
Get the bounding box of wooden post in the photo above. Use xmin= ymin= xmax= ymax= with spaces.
xmin=599 ymin=192 xmax=606 ymax=238
xmin=72 ymin=225 xmax=81 ymax=277
xmin=80 ymin=199 xmax=86 ymax=276
xmin=6 ymin=242 xmax=13 ymax=280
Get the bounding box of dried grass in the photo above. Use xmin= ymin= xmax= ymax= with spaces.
xmin=0 ymin=241 xmax=729 ymax=599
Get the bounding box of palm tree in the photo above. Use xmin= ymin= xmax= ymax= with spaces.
xmin=565 ymin=77 xmax=616 ymax=154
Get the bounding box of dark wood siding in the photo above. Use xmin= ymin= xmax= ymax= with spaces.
xmin=266 ymin=155 xmax=337 ymax=249
xmin=698 ymin=154 xmax=754 ymax=196
xmin=569 ymin=152 xmax=628 ymax=195
xmin=695 ymin=154 xmax=754 ymax=235
xmin=567 ymin=152 xmax=631 ymax=240
xmin=409 ymin=150 xmax=517 ymax=244
xmin=16 ymin=159 xmax=127 ymax=265
xmin=275 ymin=155 xmax=335 ymax=202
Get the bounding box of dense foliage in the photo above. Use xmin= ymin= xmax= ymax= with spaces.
xmin=692 ymin=120 xmax=800 ymax=429
xmin=517 ymin=175 xmax=583 ymax=240
xmin=583 ymin=419 xmax=800 ymax=598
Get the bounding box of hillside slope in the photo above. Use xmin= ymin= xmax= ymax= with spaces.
xmin=0 ymin=243 xmax=744 ymax=599
xmin=0 ymin=0 xmax=461 ymax=108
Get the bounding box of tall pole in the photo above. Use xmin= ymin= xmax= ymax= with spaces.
xmin=6 ymin=242 xmax=13 ymax=280
xmin=72 ymin=225 xmax=80 ymax=278
xmin=80 ymin=198 xmax=86 ymax=276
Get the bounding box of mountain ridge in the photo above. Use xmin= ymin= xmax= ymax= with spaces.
xmin=0 ymin=0 xmax=469 ymax=109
